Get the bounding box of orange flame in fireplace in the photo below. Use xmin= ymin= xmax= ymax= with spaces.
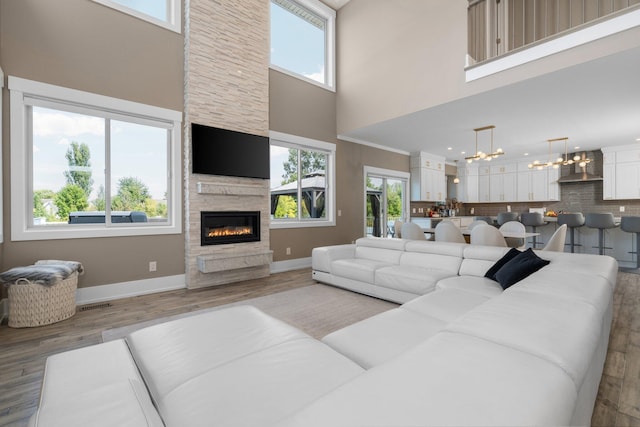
xmin=207 ymin=226 xmax=252 ymax=238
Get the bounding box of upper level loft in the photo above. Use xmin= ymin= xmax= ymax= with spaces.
xmin=466 ymin=0 xmax=640 ymax=80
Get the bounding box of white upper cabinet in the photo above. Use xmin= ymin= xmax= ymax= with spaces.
xmin=602 ymin=146 xmax=640 ymax=200
xmin=410 ymin=152 xmax=446 ymax=201
xmin=516 ymin=162 xmax=554 ymax=202
xmin=457 ymin=164 xmax=479 ymax=203
xmin=489 ymin=164 xmax=517 ymax=202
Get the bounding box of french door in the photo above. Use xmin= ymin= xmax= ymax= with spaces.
xmin=364 ymin=166 xmax=410 ymax=238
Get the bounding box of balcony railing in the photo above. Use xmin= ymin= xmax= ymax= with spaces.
xmin=468 ymin=0 xmax=640 ymax=65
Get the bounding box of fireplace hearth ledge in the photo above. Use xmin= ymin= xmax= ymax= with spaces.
xmin=197 ymin=250 xmax=273 ymax=274
xmin=197 ymin=181 xmax=266 ymax=196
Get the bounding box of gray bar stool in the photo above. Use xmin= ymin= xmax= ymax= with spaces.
xmin=620 ymin=216 xmax=640 ymax=268
xmin=557 ymin=213 xmax=585 ymax=253
xmin=474 ymin=216 xmax=494 ymax=226
xmin=585 ymin=213 xmax=617 ymax=255
xmin=520 ymin=212 xmax=547 ymax=248
xmin=497 ymin=212 xmax=519 ymax=226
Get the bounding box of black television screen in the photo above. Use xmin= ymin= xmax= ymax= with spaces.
xmin=191 ymin=123 xmax=270 ymax=179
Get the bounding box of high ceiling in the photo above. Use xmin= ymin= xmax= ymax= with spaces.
xmin=340 ymin=45 xmax=640 ymax=163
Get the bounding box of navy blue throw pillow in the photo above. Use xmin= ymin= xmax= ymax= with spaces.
xmin=484 ymin=248 xmax=521 ymax=281
xmin=494 ymin=248 xmax=550 ymax=290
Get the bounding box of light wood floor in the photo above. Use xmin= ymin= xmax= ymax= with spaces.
xmin=0 ymin=268 xmax=638 ymax=427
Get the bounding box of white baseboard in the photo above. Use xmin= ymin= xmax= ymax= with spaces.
xmin=270 ymin=257 xmax=312 ymax=274
xmin=2 ymin=265 xmax=307 ymax=318
xmin=76 ymin=274 xmax=186 ymax=306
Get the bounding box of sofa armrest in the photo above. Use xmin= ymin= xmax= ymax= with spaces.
xmin=312 ymin=244 xmax=356 ymax=273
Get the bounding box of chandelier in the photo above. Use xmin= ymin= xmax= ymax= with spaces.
xmin=465 ymin=125 xmax=504 ymax=163
xmin=527 ymin=137 xmax=593 ymax=170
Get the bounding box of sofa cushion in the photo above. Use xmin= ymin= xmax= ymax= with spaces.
xmin=322 ymin=308 xmax=446 ymax=369
xmin=157 ymin=338 xmax=363 ymax=427
xmin=435 ymin=275 xmax=503 ymax=298
xmin=127 ymin=306 xmax=364 ymax=427
xmin=38 ymin=339 xmax=145 ymax=408
xmin=277 ymin=332 xmax=577 ymax=427
xmin=512 ymin=269 xmax=612 ymax=315
xmin=355 ymin=246 xmax=403 ymax=264
xmin=446 ymin=291 xmax=601 ymax=390
xmin=374 ymin=265 xmax=455 ymax=295
xmin=399 ymin=251 xmax=462 ymax=275
xmin=402 ymin=288 xmax=491 ymax=323
xmin=311 ymin=244 xmax=355 ymax=273
xmin=331 ymin=258 xmax=394 ymax=284
xmin=355 ymin=236 xmax=406 ymax=251
xmin=126 ymin=306 xmax=309 ymax=401
xmin=484 ymin=247 xmax=520 ymax=280
xmin=459 ymin=245 xmax=512 ymax=277
xmin=534 ymin=250 xmax=618 ymax=291
xmin=30 ymin=379 xmax=164 ymax=427
xmin=494 ymin=248 xmax=550 ymax=289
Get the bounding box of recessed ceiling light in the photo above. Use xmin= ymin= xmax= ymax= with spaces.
xmin=447 ymin=147 xmax=452 ymax=150
xmin=461 ymin=151 xmax=466 ymax=155
xmin=574 ymin=146 xmax=580 ymax=150
xmin=524 ymin=153 xmax=529 ymax=156
xmin=636 ymin=137 xmax=640 ymax=142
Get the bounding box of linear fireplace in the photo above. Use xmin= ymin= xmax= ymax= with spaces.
xmin=201 ymin=211 xmax=260 ymax=246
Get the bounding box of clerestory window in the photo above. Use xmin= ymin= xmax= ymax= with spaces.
xmin=9 ymin=76 xmax=182 ymax=241
xmin=270 ymin=0 xmax=336 ymax=90
xmin=91 ymin=0 xmax=181 ymax=33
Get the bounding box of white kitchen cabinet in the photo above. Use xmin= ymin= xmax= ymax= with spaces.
xmin=517 ymin=164 xmax=549 ymax=201
xmin=602 ymin=145 xmax=640 ymax=200
xmin=615 ymin=162 xmax=640 ymax=199
xmin=457 ymin=165 xmax=479 ymax=203
xmin=547 ymin=167 xmax=560 ymax=201
xmin=603 ymin=163 xmax=615 ymax=200
xmin=478 ymin=166 xmax=491 ymax=202
xmin=410 ymin=152 xmax=446 ymax=201
xmin=489 ymin=164 xmax=517 ymax=202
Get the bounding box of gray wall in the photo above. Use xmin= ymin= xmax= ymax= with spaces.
xmin=0 ymin=0 xmax=185 ymax=288
xmin=336 ymin=0 xmax=640 ymax=135
xmin=269 ymin=69 xmax=409 ymax=261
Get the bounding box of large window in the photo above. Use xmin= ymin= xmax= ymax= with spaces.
xmin=270 ymin=0 xmax=336 ymax=90
xmin=270 ymin=131 xmax=335 ymax=228
xmin=91 ymin=0 xmax=181 ymax=33
xmin=9 ymin=76 xmax=182 ymax=241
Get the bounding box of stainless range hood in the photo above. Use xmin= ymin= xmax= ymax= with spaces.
xmin=557 ymin=151 xmax=603 ymax=183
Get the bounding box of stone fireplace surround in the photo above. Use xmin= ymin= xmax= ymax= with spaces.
xmin=184 ymin=175 xmax=272 ymax=289
xmin=183 ymin=0 xmax=270 ymax=289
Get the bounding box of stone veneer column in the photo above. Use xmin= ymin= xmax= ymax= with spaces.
xmin=184 ymin=0 xmax=271 ymax=289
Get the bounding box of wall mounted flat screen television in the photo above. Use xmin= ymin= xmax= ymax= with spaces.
xmin=191 ymin=123 xmax=270 ymax=179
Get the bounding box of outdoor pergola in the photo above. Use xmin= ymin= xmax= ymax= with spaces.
xmin=270 ymin=172 xmax=384 ymax=236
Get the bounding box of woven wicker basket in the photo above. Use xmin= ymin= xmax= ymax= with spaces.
xmin=8 ymin=272 xmax=78 ymax=328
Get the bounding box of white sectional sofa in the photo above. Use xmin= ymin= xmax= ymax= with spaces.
xmin=29 ymin=237 xmax=618 ymax=426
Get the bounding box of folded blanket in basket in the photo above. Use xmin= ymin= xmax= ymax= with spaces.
xmin=0 ymin=264 xmax=80 ymax=286
xmin=35 ymin=260 xmax=84 ymax=275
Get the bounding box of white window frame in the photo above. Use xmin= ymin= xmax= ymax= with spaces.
xmin=269 ymin=131 xmax=336 ymax=229
xmin=91 ymin=0 xmax=181 ymax=33
xmin=270 ymin=0 xmax=336 ymax=91
xmin=363 ymin=166 xmax=411 ymax=237
xmin=9 ymin=76 xmax=183 ymax=241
